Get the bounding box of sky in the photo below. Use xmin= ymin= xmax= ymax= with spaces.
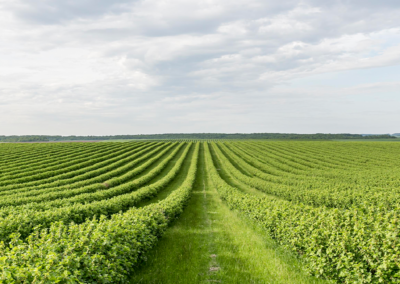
xmin=0 ymin=0 xmax=399 ymax=135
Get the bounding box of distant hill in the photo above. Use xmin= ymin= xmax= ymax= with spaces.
xmin=0 ymin=133 xmax=397 ymax=142
xmin=392 ymin=133 xmax=400 ymax=137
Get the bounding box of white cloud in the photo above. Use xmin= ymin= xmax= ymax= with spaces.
xmin=0 ymin=0 xmax=400 ymax=134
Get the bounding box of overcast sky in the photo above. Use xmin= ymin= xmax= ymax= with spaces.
xmin=0 ymin=0 xmax=399 ymax=135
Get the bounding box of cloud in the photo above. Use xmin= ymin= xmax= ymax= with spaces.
xmin=0 ymin=0 xmax=400 ymax=134
xmin=2 ymin=0 xmax=135 ymax=24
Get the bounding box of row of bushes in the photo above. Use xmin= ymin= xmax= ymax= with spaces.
xmin=214 ymin=142 xmax=400 ymax=210
xmin=0 ymin=142 xmax=164 ymax=193
xmin=0 ymin=143 xmax=180 ymax=209
xmin=0 ymin=142 xmax=141 ymax=181
xmin=0 ymin=143 xmax=199 ymax=283
xmin=0 ymin=143 xmax=151 ymax=198
xmin=0 ymin=142 xmax=104 ymax=172
xmin=0 ymin=143 xmax=189 ymax=243
xmin=205 ymin=142 xmax=400 ymax=283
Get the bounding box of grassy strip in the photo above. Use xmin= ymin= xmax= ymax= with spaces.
xmin=131 ymin=144 xmax=326 ymax=284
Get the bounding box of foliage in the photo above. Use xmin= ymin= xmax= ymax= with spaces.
xmin=0 ymin=140 xmax=399 ymax=283
xmin=0 ymin=143 xmax=199 ymax=283
xmin=0 ymin=133 xmax=397 ymax=142
xmin=204 ymin=142 xmax=400 ymax=283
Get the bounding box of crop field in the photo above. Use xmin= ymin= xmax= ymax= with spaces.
xmin=0 ymin=141 xmax=399 ymax=283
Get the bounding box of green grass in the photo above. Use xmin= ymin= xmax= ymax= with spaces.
xmin=130 ymin=145 xmax=327 ymax=284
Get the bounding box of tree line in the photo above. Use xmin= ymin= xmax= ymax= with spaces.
xmin=0 ymin=133 xmax=396 ymax=142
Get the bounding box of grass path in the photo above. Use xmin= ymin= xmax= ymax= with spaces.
xmin=130 ymin=145 xmax=327 ymax=283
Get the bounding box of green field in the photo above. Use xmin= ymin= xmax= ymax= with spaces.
xmin=0 ymin=140 xmax=399 ymax=283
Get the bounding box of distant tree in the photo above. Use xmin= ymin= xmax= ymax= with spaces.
xmin=0 ymin=133 xmax=396 ymax=142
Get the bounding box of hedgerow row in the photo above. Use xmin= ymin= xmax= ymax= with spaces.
xmin=205 ymin=142 xmax=400 ymax=283
xmin=0 ymin=142 xmax=199 ymax=283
